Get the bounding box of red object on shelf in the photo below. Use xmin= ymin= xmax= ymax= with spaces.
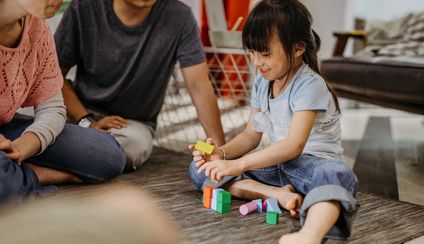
xmin=201 ymin=0 xmax=250 ymax=101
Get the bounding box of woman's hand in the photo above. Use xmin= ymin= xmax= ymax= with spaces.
xmin=197 ymin=159 xmax=243 ymax=182
xmin=0 ymin=134 xmax=23 ymax=164
xmin=91 ymin=115 xmax=128 ymax=133
xmin=188 ymin=138 xmax=223 ymax=168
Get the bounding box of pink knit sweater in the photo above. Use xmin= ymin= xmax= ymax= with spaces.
xmin=0 ymin=16 xmax=63 ymax=124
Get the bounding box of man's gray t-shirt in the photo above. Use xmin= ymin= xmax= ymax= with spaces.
xmin=54 ymin=0 xmax=206 ymax=128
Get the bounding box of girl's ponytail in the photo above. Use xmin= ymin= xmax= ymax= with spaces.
xmin=303 ymin=29 xmax=341 ymax=112
xmin=303 ymin=29 xmax=321 ymax=75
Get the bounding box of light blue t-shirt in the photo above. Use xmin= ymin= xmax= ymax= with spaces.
xmin=251 ymin=64 xmax=343 ymax=160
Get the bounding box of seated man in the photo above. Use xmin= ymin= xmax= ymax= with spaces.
xmin=55 ymin=0 xmax=225 ymax=170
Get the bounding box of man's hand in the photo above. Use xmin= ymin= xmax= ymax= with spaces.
xmin=0 ymin=134 xmax=23 ymax=164
xmin=197 ymin=158 xmax=243 ymax=182
xmin=91 ymin=116 xmax=128 ymax=133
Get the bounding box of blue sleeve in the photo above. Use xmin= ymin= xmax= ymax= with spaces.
xmin=290 ymin=76 xmax=330 ymax=112
xmin=250 ymin=76 xmax=262 ymax=109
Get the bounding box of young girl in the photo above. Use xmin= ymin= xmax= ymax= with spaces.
xmin=0 ymin=0 xmax=126 ymax=204
xmin=188 ymin=0 xmax=359 ymax=243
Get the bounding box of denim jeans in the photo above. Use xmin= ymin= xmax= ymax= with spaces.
xmin=0 ymin=114 xmax=126 ymax=204
xmin=188 ymin=154 xmax=359 ymax=240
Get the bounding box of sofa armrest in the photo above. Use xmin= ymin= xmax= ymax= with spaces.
xmin=332 ymin=31 xmax=368 ymax=57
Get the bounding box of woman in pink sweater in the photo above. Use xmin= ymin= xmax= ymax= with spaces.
xmin=0 ymin=0 xmax=126 ymax=204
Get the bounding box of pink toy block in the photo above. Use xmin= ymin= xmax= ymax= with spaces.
xmin=239 ymin=202 xmax=258 ymax=215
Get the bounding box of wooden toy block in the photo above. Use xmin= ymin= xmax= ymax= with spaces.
xmin=202 ymin=186 xmax=214 ymax=208
xmin=203 ymin=186 xmax=214 ymax=200
xmin=195 ymin=140 xmax=215 ymax=155
xmin=239 ymin=202 xmax=257 ymax=215
xmin=211 ymin=198 xmax=217 ymax=210
xmin=211 ymin=189 xmax=224 ymax=211
xmin=266 ymin=198 xmax=282 ymax=214
xmin=217 ymin=191 xmax=231 ymax=204
xmin=266 ymin=211 xmax=279 ymax=225
xmin=252 ymin=199 xmax=262 ymax=213
xmin=216 ymin=202 xmax=231 ymax=214
xmin=212 ymin=188 xmax=224 ymax=199
xmin=203 ymin=197 xmax=212 ymax=208
xmin=262 ymin=200 xmax=267 ymax=212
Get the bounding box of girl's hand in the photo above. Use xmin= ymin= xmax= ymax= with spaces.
xmin=188 ymin=138 xmax=223 ymax=168
xmin=197 ymin=159 xmax=243 ymax=182
xmin=0 ymin=134 xmax=23 ymax=164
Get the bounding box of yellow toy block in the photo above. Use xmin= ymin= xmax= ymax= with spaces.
xmin=195 ymin=140 xmax=215 ymax=155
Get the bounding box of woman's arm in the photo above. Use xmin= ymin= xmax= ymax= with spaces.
xmin=17 ymin=91 xmax=66 ymax=159
xmin=240 ymin=110 xmax=317 ymax=171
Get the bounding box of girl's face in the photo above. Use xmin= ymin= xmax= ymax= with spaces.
xmin=248 ymin=35 xmax=304 ymax=82
xmin=15 ymin=0 xmax=63 ymax=19
xmin=249 ymin=35 xmax=290 ymax=82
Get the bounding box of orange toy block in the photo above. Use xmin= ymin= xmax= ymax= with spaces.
xmin=203 ymin=186 xmax=214 ymax=199
xmin=203 ymin=197 xmax=212 ymax=208
xmin=203 ymin=186 xmax=214 ymax=208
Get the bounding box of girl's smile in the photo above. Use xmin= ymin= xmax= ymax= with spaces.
xmin=259 ymin=65 xmax=270 ymax=76
xmin=49 ymin=1 xmax=63 ymax=12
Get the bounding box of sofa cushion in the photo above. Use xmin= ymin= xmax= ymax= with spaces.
xmin=321 ymin=56 xmax=424 ymax=114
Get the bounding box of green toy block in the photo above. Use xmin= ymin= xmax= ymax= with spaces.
xmin=216 ymin=202 xmax=231 ymax=214
xmin=195 ymin=140 xmax=215 ymax=155
xmin=217 ymin=191 xmax=231 ymax=204
xmin=266 ymin=211 xmax=279 ymax=225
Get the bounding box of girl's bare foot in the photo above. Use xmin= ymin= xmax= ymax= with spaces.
xmin=279 ymin=232 xmax=320 ymax=244
xmin=275 ymin=184 xmax=303 ymax=219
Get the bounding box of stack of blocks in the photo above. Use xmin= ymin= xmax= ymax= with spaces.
xmin=203 ymin=186 xmax=231 ymax=214
xmin=239 ymin=198 xmax=282 ymax=225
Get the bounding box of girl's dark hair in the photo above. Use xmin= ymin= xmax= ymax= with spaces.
xmin=242 ymin=0 xmax=340 ymax=111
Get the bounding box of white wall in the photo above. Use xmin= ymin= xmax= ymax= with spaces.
xmin=300 ymin=0 xmax=350 ymax=59
xmin=300 ymin=0 xmax=424 ymax=59
xmin=353 ymin=0 xmax=424 ymax=21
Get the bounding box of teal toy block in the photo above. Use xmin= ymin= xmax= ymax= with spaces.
xmin=266 ymin=198 xmax=282 ymax=214
xmin=217 ymin=190 xmax=231 ymax=204
xmin=216 ymin=202 xmax=231 ymax=214
xmin=253 ymin=199 xmax=262 ymax=213
xmin=266 ymin=211 xmax=279 ymax=225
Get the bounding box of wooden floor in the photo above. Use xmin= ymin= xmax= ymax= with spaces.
xmin=55 ymin=147 xmax=424 ymax=244
xmin=340 ymin=107 xmax=424 ymax=206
